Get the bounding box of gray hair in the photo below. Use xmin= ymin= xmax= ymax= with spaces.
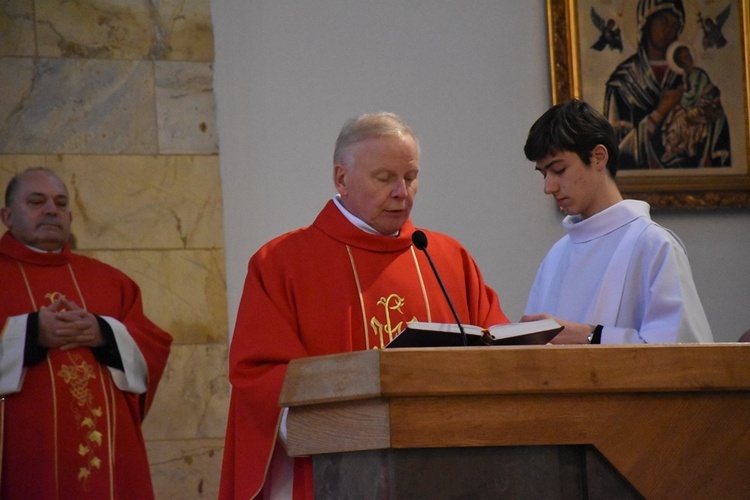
xmin=333 ymin=112 xmax=419 ymax=168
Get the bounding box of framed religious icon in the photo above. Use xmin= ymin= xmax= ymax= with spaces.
xmin=547 ymin=0 xmax=750 ymax=208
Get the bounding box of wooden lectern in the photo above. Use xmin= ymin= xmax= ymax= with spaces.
xmin=280 ymin=345 xmax=750 ymax=499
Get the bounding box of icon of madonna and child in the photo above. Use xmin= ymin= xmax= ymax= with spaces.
xmin=601 ymin=0 xmax=732 ymax=169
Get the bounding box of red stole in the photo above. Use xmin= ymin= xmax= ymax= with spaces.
xmin=7 ymin=259 xmax=120 ymax=496
xmin=346 ymin=245 xmax=431 ymax=350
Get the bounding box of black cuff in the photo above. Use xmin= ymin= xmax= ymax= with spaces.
xmin=90 ymin=316 xmax=125 ymax=371
xmin=590 ymin=324 xmax=603 ymax=345
xmin=24 ymin=312 xmax=49 ymax=366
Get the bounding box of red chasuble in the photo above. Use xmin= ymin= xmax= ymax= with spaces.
xmin=220 ymin=201 xmax=508 ymax=499
xmin=0 ymin=232 xmax=172 ymax=499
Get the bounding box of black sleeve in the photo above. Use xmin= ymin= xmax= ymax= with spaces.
xmin=24 ymin=312 xmax=49 ymax=366
xmin=90 ymin=316 xmax=125 ymax=371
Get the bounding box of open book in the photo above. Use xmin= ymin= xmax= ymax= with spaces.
xmin=385 ymin=319 xmax=563 ymax=348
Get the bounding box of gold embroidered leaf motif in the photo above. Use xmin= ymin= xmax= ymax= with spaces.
xmin=92 ymin=407 xmax=103 ymax=417
xmin=89 ymin=430 xmax=103 ymax=446
xmin=57 ymin=365 xmax=77 ymax=384
xmin=90 ymin=457 xmax=102 ymax=469
xmin=78 ymin=444 xmax=90 ymax=456
xmin=81 ymin=417 xmax=94 ymax=428
xmin=80 ymin=362 xmax=96 ymax=380
xmin=78 ymin=467 xmax=91 ymax=480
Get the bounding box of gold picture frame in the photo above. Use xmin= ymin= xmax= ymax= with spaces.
xmin=546 ymin=0 xmax=750 ymax=209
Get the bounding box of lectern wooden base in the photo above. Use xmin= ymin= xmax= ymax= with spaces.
xmin=280 ymin=345 xmax=750 ymax=499
xmin=313 ymin=445 xmax=640 ymax=499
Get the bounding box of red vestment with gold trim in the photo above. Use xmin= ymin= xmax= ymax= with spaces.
xmin=219 ymin=201 xmax=508 ymax=499
xmin=0 ymin=232 xmax=172 ymax=498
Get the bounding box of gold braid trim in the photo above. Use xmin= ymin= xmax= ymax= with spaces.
xmin=16 ymin=262 xmax=38 ymax=311
xmin=345 ymin=245 xmax=370 ymax=350
xmin=409 ymin=246 xmax=432 ymax=322
xmin=66 ymin=264 xmax=87 ymax=310
xmin=98 ymin=365 xmax=116 ymax=499
xmin=46 ymin=356 xmax=61 ymax=494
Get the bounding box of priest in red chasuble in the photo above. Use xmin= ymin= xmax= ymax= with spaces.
xmin=219 ymin=112 xmax=509 ymax=499
xmin=0 ymin=167 xmax=172 ymax=498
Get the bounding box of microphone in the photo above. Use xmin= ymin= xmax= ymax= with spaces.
xmin=411 ymin=230 xmax=468 ymax=346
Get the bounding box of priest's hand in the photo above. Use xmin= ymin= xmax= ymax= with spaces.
xmin=37 ymin=297 xmax=106 ymax=350
xmin=520 ymin=313 xmax=593 ymax=344
xmin=38 ymin=301 xmax=67 ymax=348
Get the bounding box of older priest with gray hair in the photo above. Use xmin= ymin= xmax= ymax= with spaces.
xmin=220 ymin=112 xmax=509 ymax=499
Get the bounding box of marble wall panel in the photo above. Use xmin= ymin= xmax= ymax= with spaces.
xmin=156 ymin=0 xmax=215 ymax=62
xmin=36 ymin=0 xmax=155 ymax=59
xmin=0 ymin=155 xmax=46 ymax=177
xmin=156 ymin=62 xmax=219 ymax=154
xmin=34 ymin=0 xmax=213 ymax=62
xmin=0 ymin=58 xmax=35 ymax=124
xmin=0 ymin=155 xmax=223 ymax=249
xmin=147 ymin=438 xmax=223 ymax=499
xmin=80 ymin=248 xmax=228 ymax=344
xmin=143 ymin=343 xmax=230 ymax=440
xmin=144 ymin=343 xmax=227 ymax=499
xmin=0 ymin=58 xmax=157 ymax=154
xmin=0 ymin=0 xmax=35 ymax=57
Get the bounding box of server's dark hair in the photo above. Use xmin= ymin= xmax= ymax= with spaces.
xmin=523 ymin=100 xmax=619 ymax=178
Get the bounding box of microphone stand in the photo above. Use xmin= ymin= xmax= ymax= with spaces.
xmin=412 ymin=230 xmax=468 ymax=346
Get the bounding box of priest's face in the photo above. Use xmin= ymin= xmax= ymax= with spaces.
xmin=334 ymin=134 xmax=419 ymax=235
xmin=1 ymin=169 xmax=73 ymax=251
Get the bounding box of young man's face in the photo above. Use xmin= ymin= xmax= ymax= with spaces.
xmin=1 ymin=170 xmax=73 ymax=251
xmin=334 ymin=134 xmax=419 ymax=235
xmin=534 ymin=147 xmax=608 ymax=219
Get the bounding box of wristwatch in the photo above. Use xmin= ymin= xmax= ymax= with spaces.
xmin=587 ymin=324 xmax=603 ymax=344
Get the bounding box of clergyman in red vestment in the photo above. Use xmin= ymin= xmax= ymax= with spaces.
xmin=0 ymin=167 xmax=173 ymax=498
xmin=219 ymin=112 xmax=510 ymax=499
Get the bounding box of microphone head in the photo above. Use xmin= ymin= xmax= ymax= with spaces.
xmin=411 ymin=230 xmax=428 ymax=250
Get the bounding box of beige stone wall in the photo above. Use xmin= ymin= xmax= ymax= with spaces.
xmin=0 ymin=1 xmax=228 ymax=497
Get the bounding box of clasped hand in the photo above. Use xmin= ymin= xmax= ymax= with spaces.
xmin=38 ymin=297 xmax=105 ymax=350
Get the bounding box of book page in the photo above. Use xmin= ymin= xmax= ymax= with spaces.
xmin=486 ymin=319 xmax=562 ymax=342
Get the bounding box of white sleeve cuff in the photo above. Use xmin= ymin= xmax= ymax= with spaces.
xmin=599 ymin=325 xmax=644 ymax=344
xmin=100 ymin=316 xmax=149 ymax=394
xmin=0 ymin=315 xmax=28 ymax=395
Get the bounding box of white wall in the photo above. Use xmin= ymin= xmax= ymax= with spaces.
xmin=211 ymin=1 xmax=750 ymax=342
